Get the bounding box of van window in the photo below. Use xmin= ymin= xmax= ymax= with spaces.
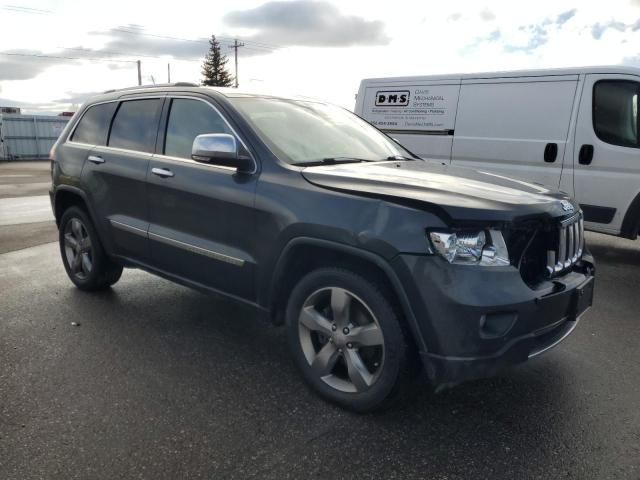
xmin=109 ymin=99 xmax=161 ymax=153
xmin=593 ymin=81 xmax=640 ymax=148
xmin=70 ymin=102 xmax=117 ymax=145
xmin=164 ymin=98 xmax=232 ymax=159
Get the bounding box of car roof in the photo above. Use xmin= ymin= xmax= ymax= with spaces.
xmin=84 ymin=83 xmax=326 ymax=107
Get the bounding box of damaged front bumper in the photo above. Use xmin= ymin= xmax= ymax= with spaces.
xmin=391 ymin=251 xmax=595 ymax=386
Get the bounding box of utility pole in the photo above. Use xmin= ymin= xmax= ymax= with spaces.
xmin=167 ymin=63 xmax=171 ymax=83
xmin=232 ymin=39 xmax=245 ymax=88
xmin=137 ymin=60 xmax=142 ymax=86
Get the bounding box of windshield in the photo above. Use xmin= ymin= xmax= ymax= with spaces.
xmin=229 ymin=97 xmax=412 ymax=165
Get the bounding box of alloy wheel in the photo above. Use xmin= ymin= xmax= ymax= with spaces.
xmin=63 ymin=217 xmax=93 ymax=280
xmin=298 ymin=287 xmax=385 ymax=393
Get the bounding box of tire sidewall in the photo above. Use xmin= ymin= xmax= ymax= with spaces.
xmin=286 ymin=268 xmax=408 ymax=412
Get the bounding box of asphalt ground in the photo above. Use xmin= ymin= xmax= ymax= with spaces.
xmin=1 ymin=161 xmax=639 ymax=479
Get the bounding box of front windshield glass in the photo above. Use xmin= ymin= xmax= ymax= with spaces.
xmin=229 ymin=96 xmax=411 ymax=165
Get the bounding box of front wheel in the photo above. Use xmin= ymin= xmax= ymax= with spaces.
xmin=59 ymin=206 xmax=123 ymax=291
xmin=286 ymin=267 xmax=415 ymax=412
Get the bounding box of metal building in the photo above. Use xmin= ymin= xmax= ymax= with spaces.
xmin=0 ymin=114 xmax=70 ymax=161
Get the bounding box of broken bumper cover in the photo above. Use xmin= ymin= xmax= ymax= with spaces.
xmin=392 ymin=252 xmax=595 ymax=386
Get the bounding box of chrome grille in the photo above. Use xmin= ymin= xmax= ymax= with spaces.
xmin=545 ymin=213 xmax=584 ymax=276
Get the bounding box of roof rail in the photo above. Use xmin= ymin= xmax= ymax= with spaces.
xmin=102 ymin=82 xmax=199 ymax=94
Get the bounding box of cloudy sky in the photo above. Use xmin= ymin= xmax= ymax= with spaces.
xmin=1 ymin=0 xmax=640 ymax=114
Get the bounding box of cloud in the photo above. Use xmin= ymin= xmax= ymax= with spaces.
xmin=447 ymin=12 xmax=462 ymax=22
xmin=622 ymin=54 xmax=640 ymax=66
xmin=0 ymin=91 xmax=96 ymax=114
xmin=53 ymin=91 xmax=102 ymax=105
xmin=90 ymin=25 xmax=210 ymax=60
xmin=504 ymin=24 xmax=548 ymax=53
xmin=0 ymin=49 xmax=75 ymax=81
xmin=591 ymin=20 xmax=627 ymax=39
xmin=479 ymin=8 xmax=496 ymax=22
xmin=461 ymin=29 xmax=501 ymax=55
xmin=223 ymin=0 xmax=389 ymax=47
xmin=556 ymin=9 xmax=577 ymax=26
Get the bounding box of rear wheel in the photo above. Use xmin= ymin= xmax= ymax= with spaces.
xmin=286 ymin=267 xmax=415 ymax=412
xmin=59 ymin=206 xmax=122 ymax=291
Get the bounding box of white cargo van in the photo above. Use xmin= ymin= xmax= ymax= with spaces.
xmin=354 ymin=66 xmax=640 ymax=238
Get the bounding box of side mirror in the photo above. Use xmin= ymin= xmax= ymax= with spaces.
xmin=191 ymin=134 xmax=253 ymax=172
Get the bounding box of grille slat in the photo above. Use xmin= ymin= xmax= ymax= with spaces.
xmin=577 ymin=217 xmax=584 ymax=257
xmin=546 ymin=213 xmax=583 ymax=277
xmin=566 ymin=224 xmax=574 ymax=268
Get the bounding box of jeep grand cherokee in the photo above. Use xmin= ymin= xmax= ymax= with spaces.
xmin=49 ymin=84 xmax=595 ymax=412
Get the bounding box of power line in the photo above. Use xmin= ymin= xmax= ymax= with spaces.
xmin=1 ymin=4 xmax=52 ymax=14
xmin=56 ymin=45 xmax=160 ymax=60
xmin=111 ymin=26 xmax=281 ymax=51
xmin=0 ymin=51 xmax=137 ymax=63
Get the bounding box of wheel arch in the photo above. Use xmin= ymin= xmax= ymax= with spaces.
xmin=268 ymin=237 xmax=428 ymax=353
xmin=53 ymin=186 xmax=92 ymax=226
xmin=620 ymin=190 xmax=640 ymax=239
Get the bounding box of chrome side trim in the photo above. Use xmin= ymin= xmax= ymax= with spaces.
xmin=110 ymin=219 xmax=148 ymax=237
xmin=153 ymin=153 xmax=236 ymax=172
xmin=67 ymin=94 xmax=259 ymax=175
xmin=148 ymin=231 xmax=245 ymax=267
xmin=109 ymin=219 xmax=244 ymax=266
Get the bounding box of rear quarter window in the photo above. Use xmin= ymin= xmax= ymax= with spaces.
xmin=108 ymin=99 xmax=162 ymax=153
xmin=70 ymin=102 xmax=117 ymax=145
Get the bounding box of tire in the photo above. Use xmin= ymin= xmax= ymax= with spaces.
xmin=286 ymin=267 xmax=416 ymax=413
xmin=58 ymin=206 xmax=123 ymax=291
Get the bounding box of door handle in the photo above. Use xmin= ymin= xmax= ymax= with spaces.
xmin=578 ymin=144 xmax=594 ymax=165
xmin=544 ymin=143 xmax=558 ymax=163
xmin=151 ymin=167 xmax=174 ymax=178
xmin=87 ymin=155 xmax=104 ymax=164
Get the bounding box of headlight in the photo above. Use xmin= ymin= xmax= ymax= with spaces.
xmin=428 ymin=230 xmax=510 ymax=266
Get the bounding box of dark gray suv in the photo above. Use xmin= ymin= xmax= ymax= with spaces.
xmin=50 ymin=84 xmax=595 ymax=412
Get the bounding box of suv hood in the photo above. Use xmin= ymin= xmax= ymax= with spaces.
xmin=301 ymin=160 xmax=577 ymax=224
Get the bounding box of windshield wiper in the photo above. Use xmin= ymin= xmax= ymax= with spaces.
xmin=291 ymin=157 xmax=371 ymax=167
xmin=386 ymin=155 xmax=417 ymax=161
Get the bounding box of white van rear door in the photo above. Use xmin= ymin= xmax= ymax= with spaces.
xmin=573 ymin=74 xmax=640 ymax=235
xmin=357 ymin=80 xmax=460 ymax=161
xmin=451 ymin=77 xmax=578 ymax=189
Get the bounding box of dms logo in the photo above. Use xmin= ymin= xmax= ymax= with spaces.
xmin=375 ymin=90 xmax=410 ymax=107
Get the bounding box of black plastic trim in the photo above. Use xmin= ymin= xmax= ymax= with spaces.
xmin=268 ymin=237 xmax=428 ymax=352
xmin=580 ymin=204 xmax=616 ymax=224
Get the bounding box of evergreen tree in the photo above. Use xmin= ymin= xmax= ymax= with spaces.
xmin=201 ymin=35 xmax=234 ymax=87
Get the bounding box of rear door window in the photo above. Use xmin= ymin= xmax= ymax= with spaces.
xmin=70 ymin=102 xmax=117 ymax=145
xmin=593 ymin=80 xmax=640 ymax=148
xmin=109 ymin=99 xmax=162 ymax=153
xmin=164 ymin=98 xmax=232 ymax=159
